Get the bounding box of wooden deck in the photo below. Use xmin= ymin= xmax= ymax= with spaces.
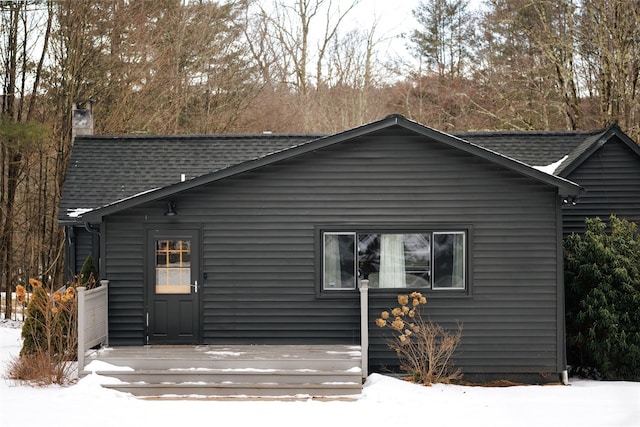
xmin=81 ymin=344 xmax=363 ymax=399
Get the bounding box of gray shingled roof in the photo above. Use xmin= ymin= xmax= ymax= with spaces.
xmin=59 ymin=115 xmax=584 ymax=223
xmin=62 ymin=120 xmax=623 ymax=224
xmin=59 ymin=134 xmax=322 ymax=223
xmin=453 ymin=128 xmax=610 ymax=168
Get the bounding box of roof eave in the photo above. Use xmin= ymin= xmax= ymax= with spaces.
xmin=58 ymin=217 xmax=83 ymax=226
xmin=81 ymin=115 xmax=582 ymax=221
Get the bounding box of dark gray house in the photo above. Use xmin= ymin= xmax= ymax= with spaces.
xmin=458 ymin=125 xmax=640 ymax=236
xmin=60 ymin=115 xmax=583 ymax=382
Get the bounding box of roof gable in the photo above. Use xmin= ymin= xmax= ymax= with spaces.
xmin=553 ymin=125 xmax=640 ymax=177
xmin=455 ymin=129 xmax=604 ymax=169
xmin=72 ymin=115 xmax=581 ymax=223
xmin=457 ymin=125 xmax=640 ymax=178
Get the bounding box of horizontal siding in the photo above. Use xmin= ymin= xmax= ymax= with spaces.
xmin=563 ymin=139 xmax=640 ymax=235
xmin=74 ymin=228 xmax=92 ymax=274
xmin=69 ymin=227 xmax=100 ymax=277
xmin=104 ymin=129 xmax=563 ymax=375
xmin=104 ymin=221 xmax=146 ymax=345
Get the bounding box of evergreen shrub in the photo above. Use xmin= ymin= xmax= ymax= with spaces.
xmin=78 ymin=254 xmax=98 ymax=288
xmin=564 ymin=215 xmax=640 ymax=380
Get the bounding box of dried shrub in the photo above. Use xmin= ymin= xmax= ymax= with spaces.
xmin=7 ymin=278 xmax=79 ymax=385
xmin=5 ymin=352 xmax=76 ymax=386
xmin=376 ymin=292 xmax=463 ymax=385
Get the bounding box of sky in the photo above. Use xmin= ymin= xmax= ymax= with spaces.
xmin=1 ymin=319 xmax=639 ymax=427
xmin=347 ymin=1 xmax=420 ymax=58
xmin=324 ymin=0 xmax=486 ymax=64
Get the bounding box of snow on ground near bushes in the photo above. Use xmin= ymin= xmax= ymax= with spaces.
xmin=1 ymin=320 xmax=639 ymax=427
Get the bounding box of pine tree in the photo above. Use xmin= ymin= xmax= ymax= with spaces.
xmin=78 ymin=254 xmax=98 ymax=288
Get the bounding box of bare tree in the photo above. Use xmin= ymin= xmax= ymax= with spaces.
xmin=85 ymin=0 xmax=257 ymax=135
xmin=521 ymin=0 xmax=582 ymax=130
xmin=471 ymin=0 xmax=640 ymax=139
xmin=247 ymin=0 xmax=381 ymax=131
xmin=1 ymin=0 xmax=52 ymax=318
xmin=312 ymin=23 xmax=389 ymax=130
xmin=578 ymin=0 xmax=640 ymax=139
xmin=313 ymin=0 xmax=359 ymax=88
xmin=469 ymin=0 xmax=574 ymax=130
xmin=251 ymin=0 xmax=359 ymax=93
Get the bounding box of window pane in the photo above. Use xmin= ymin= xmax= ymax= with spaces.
xmin=155 ymin=239 xmax=191 ymax=294
xmin=323 ymin=233 xmax=356 ymax=289
xmin=156 ymin=254 xmax=166 ymax=266
xmin=403 ymin=234 xmax=431 ymax=288
xmin=433 ymin=232 xmax=465 ymax=289
xmin=169 ymin=252 xmax=181 ymax=265
xmin=358 ymin=233 xmax=380 ymax=286
xmin=379 ymin=234 xmax=406 ymax=288
xmin=359 ymin=233 xmax=430 ymax=289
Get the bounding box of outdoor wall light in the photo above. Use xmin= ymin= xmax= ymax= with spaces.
xmin=165 ymin=201 xmax=177 ymax=216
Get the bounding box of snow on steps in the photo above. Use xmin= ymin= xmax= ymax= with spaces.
xmin=80 ymin=344 xmax=363 ymax=398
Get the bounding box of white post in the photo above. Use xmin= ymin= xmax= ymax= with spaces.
xmin=100 ymin=280 xmax=109 ymax=346
xmin=359 ymin=279 xmax=369 ymax=381
xmin=77 ymin=286 xmax=87 ymax=373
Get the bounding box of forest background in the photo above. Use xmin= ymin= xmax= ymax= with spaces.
xmin=1 ymin=0 xmax=639 ymax=317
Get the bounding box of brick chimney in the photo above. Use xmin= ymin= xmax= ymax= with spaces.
xmin=72 ymin=101 xmax=94 ymax=141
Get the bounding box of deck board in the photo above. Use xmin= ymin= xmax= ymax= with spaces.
xmin=87 ymin=344 xmax=362 ymax=361
xmin=82 ymin=344 xmax=364 ymax=397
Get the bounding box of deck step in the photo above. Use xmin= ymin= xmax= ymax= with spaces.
xmin=81 ymin=344 xmax=363 ymax=398
xmin=85 ymin=356 xmax=359 ymax=371
xmin=82 ymin=368 xmax=361 ymax=384
xmin=101 ymin=381 xmax=363 ymax=398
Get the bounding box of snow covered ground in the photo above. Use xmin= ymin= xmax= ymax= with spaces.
xmin=1 ymin=319 xmax=639 ymax=427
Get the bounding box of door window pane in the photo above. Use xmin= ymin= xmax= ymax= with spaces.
xmin=155 ymin=239 xmax=191 ymax=294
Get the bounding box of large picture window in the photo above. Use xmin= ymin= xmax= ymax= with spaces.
xmin=322 ymin=230 xmax=466 ymax=291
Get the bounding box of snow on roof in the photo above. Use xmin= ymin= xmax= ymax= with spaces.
xmin=67 ymin=208 xmax=94 ymax=218
xmin=533 ymin=155 xmax=568 ymax=175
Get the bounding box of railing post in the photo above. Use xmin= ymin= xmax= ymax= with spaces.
xmin=359 ymin=279 xmax=369 ymax=381
xmin=77 ymin=286 xmax=87 ymax=373
xmin=100 ymin=280 xmax=109 ymax=346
